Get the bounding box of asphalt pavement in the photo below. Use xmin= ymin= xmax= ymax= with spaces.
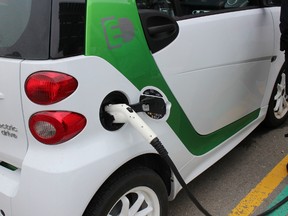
xmin=168 ymin=120 xmax=288 ymax=216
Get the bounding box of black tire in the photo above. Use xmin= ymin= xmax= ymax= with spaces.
xmin=264 ymin=65 xmax=288 ymax=128
xmin=83 ymin=166 xmax=168 ymax=216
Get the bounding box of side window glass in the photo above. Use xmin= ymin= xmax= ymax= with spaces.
xmin=224 ymin=0 xmax=249 ymax=8
xmin=136 ymin=0 xmax=175 ymax=17
xmin=136 ymin=0 xmax=258 ymax=19
xmin=179 ymin=0 xmax=257 ymax=16
xmin=0 ymin=1 xmax=32 ymax=47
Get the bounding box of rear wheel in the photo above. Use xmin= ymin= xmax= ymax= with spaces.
xmin=264 ymin=66 xmax=288 ymax=127
xmin=83 ymin=166 xmax=168 ymax=216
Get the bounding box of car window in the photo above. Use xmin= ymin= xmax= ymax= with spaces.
xmin=0 ymin=0 xmax=32 ymax=47
xmin=0 ymin=0 xmax=52 ymax=59
xmin=136 ymin=0 xmax=176 ymax=16
xmin=179 ymin=0 xmax=256 ymax=16
xmin=136 ymin=0 xmax=259 ymax=18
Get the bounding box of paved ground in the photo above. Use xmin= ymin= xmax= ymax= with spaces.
xmin=168 ymin=121 xmax=288 ymax=216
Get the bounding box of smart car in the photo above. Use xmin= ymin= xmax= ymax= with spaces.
xmin=0 ymin=0 xmax=285 ymax=215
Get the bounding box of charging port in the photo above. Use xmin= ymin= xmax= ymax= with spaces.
xmin=99 ymin=91 xmax=129 ymax=131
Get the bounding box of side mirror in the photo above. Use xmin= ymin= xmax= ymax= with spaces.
xmin=261 ymin=0 xmax=281 ymax=6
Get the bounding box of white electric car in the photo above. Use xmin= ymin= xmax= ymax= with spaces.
xmin=0 ymin=0 xmax=285 ymax=215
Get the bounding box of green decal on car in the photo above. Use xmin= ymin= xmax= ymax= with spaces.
xmin=85 ymin=0 xmax=259 ymax=155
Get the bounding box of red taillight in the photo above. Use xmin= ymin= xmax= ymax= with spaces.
xmin=29 ymin=111 xmax=86 ymax=145
xmin=25 ymin=71 xmax=78 ymax=105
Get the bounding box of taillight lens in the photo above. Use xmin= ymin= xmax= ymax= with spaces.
xmin=29 ymin=111 xmax=86 ymax=145
xmin=25 ymin=71 xmax=78 ymax=105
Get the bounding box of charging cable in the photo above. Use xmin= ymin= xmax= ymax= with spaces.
xmin=105 ymin=103 xmax=287 ymax=216
xmin=105 ymin=103 xmax=212 ymax=215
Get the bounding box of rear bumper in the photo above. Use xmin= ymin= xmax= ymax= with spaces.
xmin=0 ymin=143 xmax=110 ymax=216
xmin=0 ymin=165 xmax=20 ymax=216
xmin=0 ymin=154 xmax=96 ymax=216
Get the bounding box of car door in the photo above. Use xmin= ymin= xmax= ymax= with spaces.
xmin=138 ymin=0 xmax=275 ymax=136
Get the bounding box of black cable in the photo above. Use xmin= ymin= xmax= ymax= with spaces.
xmin=256 ymin=195 xmax=288 ymax=216
xmin=150 ymin=138 xmax=212 ymax=216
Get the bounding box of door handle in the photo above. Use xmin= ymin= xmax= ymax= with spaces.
xmin=148 ymin=24 xmax=177 ymax=37
xmin=138 ymin=9 xmax=179 ymax=53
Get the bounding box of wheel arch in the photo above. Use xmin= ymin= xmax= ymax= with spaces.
xmin=83 ymin=153 xmax=172 ymax=214
xmin=128 ymin=153 xmax=172 ymax=195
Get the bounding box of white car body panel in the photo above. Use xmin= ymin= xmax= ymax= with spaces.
xmin=154 ymin=8 xmax=275 ymax=135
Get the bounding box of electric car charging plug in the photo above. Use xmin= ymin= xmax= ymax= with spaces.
xmin=104 ymin=103 xmax=287 ymax=216
xmin=105 ymin=104 xmax=157 ymax=143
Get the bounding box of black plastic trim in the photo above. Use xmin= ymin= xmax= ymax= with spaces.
xmin=138 ymin=9 xmax=179 ymax=53
xmin=50 ymin=0 xmax=86 ymax=59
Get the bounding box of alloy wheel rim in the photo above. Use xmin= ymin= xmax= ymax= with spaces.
xmin=108 ymin=186 xmax=160 ymax=216
xmin=274 ymin=72 xmax=288 ymax=119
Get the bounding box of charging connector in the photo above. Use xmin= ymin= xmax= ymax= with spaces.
xmin=105 ymin=104 xmax=157 ymax=142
